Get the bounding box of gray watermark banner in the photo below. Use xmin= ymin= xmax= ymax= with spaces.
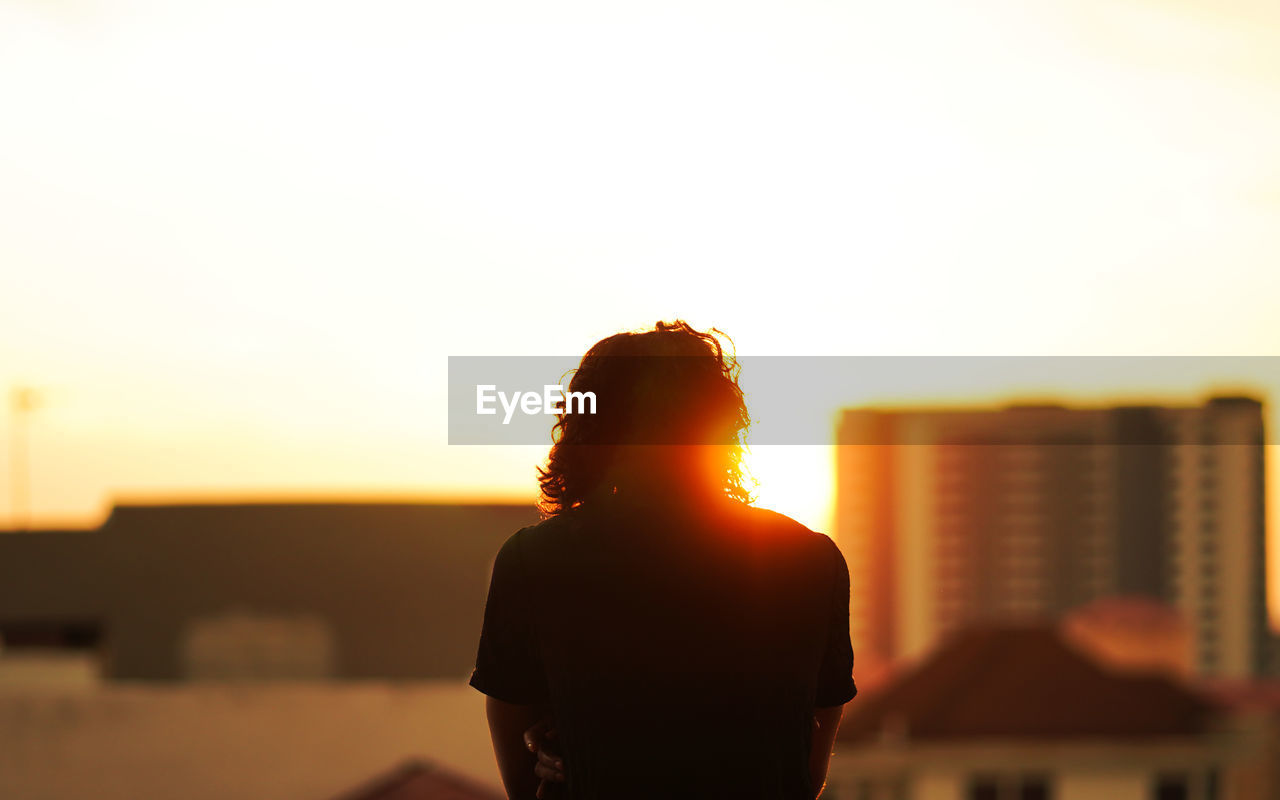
xmin=448 ymin=356 xmax=1277 ymax=445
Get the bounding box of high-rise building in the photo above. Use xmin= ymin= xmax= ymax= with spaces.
xmin=836 ymin=396 xmax=1269 ymax=678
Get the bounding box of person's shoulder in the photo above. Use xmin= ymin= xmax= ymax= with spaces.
xmin=739 ymin=504 xmax=813 ymax=533
xmin=733 ymin=503 xmax=837 ymax=557
xmin=738 ymin=503 xmax=823 ymax=540
xmin=505 ymin=504 xmax=593 ymax=549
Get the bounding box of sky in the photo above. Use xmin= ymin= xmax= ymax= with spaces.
xmin=2 ymin=0 xmax=1280 ymax=610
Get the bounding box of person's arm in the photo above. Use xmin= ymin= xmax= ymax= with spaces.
xmin=485 ymin=697 xmax=552 ymax=800
xmin=525 ymin=716 xmax=565 ymax=796
xmin=809 ymin=704 xmax=845 ymax=798
xmin=810 ymin=536 xmax=857 ymax=798
xmin=469 ymin=529 xmax=555 ymax=799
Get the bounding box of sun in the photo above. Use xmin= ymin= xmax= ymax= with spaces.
xmin=738 ymin=445 xmax=835 ymax=535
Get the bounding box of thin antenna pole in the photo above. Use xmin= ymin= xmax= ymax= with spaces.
xmin=9 ymin=387 xmax=38 ymax=531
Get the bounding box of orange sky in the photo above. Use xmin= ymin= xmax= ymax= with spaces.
xmin=3 ymin=0 xmax=1280 ymax=618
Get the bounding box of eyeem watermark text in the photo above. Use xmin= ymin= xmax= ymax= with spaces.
xmin=476 ymin=384 xmax=597 ymax=425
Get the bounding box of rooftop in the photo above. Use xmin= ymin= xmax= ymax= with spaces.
xmin=839 ymin=625 xmax=1219 ymax=743
xmin=327 ymin=760 xmax=504 ymax=800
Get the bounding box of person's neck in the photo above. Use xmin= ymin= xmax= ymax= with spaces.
xmin=609 ymin=477 xmax=724 ymax=514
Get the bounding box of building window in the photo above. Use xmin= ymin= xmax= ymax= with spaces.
xmin=180 ymin=610 xmax=336 ymax=680
xmin=967 ymin=773 xmax=1052 ymax=800
xmin=1153 ymin=770 xmax=1220 ymax=800
xmin=1155 ymin=775 xmax=1189 ymax=800
xmin=0 ymin=619 xmax=105 ymax=687
xmin=847 ymin=776 xmax=907 ymax=800
xmin=970 ymin=779 xmax=999 ymax=800
xmin=1021 ymin=780 xmax=1050 ymax=800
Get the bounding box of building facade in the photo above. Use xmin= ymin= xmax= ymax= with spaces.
xmin=836 ymin=396 xmax=1269 ymax=678
xmin=829 ymin=626 xmax=1275 ymax=800
xmin=0 ymin=501 xmax=540 ymax=681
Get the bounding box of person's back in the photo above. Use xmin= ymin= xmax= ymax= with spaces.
xmin=468 ymin=321 xmax=856 ymax=799
xmin=472 ymin=493 xmax=855 ymax=799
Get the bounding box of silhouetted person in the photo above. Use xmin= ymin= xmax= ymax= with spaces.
xmin=470 ymin=321 xmax=856 ymax=799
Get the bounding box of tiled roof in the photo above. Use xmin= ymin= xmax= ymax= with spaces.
xmin=326 ymin=760 xmax=504 ymax=800
xmin=1198 ymin=678 xmax=1280 ymax=712
xmin=839 ymin=625 xmax=1219 ymax=743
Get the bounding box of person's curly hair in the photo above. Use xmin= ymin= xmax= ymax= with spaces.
xmin=537 ymin=320 xmax=752 ymax=517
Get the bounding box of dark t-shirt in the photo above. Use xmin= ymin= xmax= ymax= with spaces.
xmin=469 ymin=496 xmax=856 ymax=799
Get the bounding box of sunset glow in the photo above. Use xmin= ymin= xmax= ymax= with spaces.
xmin=3 ymin=0 xmax=1280 ymax=622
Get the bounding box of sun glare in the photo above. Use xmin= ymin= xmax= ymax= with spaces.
xmin=738 ymin=446 xmax=834 ymax=535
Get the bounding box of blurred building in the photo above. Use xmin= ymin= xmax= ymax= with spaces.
xmin=1060 ymin=596 xmax=1195 ymax=678
xmin=327 ymin=759 xmax=504 ymax=800
xmin=836 ymin=396 xmax=1269 ymax=678
xmin=829 ymin=625 xmax=1275 ymax=800
xmin=0 ymin=502 xmax=539 ymax=681
xmin=1197 ymin=680 xmax=1280 ymax=800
